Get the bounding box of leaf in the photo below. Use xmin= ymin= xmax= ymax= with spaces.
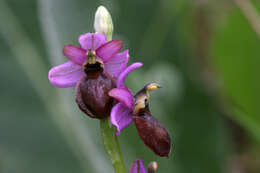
xmin=211 ymin=4 xmax=260 ymax=140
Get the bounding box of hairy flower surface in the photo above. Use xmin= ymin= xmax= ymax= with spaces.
xmin=48 ymin=33 xmax=129 ymax=88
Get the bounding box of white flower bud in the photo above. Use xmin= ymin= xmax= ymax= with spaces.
xmin=94 ymin=6 xmax=114 ymax=41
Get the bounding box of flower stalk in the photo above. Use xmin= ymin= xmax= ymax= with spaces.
xmin=100 ymin=118 xmax=126 ymax=173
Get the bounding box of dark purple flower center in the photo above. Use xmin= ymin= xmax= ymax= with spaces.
xmin=83 ymin=50 xmax=104 ymax=78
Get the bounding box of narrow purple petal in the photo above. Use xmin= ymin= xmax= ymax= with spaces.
xmin=109 ymin=87 xmax=133 ymax=109
xmin=104 ymin=49 xmax=129 ymax=78
xmin=117 ymin=62 xmax=143 ymax=88
xmin=110 ymin=103 xmax=133 ymax=135
xmin=78 ymin=33 xmax=106 ymax=50
xmin=129 ymin=159 xmax=146 ymax=173
xmin=63 ymin=45 xmax=86 ymax=65
xmin=48 ymin=61 xmax=84 ymax=88
xmin=96 ymin=40 xmax=123 ymax=62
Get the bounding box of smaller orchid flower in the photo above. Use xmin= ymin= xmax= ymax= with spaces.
xmin=48 ymin=33 xmax=129 ymax=119
xmin=129 ymin=159 xmax=158 ymax=173
xmin=108 ymin=63 xmax=143 ymax=135
xmin=109 ymin=66 xmax=172 ymax=157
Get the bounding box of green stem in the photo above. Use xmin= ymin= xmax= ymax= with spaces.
xmin=100 ymin=118 xmax=126 ymax=173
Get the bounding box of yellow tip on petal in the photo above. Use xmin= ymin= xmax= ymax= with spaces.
xmin=147 ymin=83 xmax=161 ymax=92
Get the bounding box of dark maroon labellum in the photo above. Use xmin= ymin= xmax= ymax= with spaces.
xmin=133 ymin=83 xmax=171 ymax=157
xmin=133 ymin=109 xmax=171 ymax=157
xmin=75 ymin=53 xmax=116 ymax=119
xmin=76 ymin=72 xmax=116 ymax=119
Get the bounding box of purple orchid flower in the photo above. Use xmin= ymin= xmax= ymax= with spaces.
xmin=108 ymin=63 xmax=143 ymax=135
xmin=129 ymin=159 xmax=158 ymax=173
xmin=109 ymin=64 xmax=172 ymax=157
xmin=48 ymin=33 xmax=129 ymax=88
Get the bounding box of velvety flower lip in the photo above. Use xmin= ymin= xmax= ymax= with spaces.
xmin=48 ymin=33 xmax=129 ymax=88
xmin=108 ymin=62 xmax=143 ymax=135
xmin=129 ymin=158 xmax=146 ymax=173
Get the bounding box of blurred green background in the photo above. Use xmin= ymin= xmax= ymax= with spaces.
xmin=0 ymin=0 xmax=260 ymax=173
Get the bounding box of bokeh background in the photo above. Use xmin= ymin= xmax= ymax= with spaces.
xmin=0 ymin=0 xmax=260 ymax=173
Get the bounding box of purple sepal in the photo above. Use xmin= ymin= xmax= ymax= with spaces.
xmin=109 ymin=87 xmax=133 ymax=109
xmin=110 ymin=103 xmax=133 ymax=135
xmin=78 ymin=33 xmax=106 ymax=50
xmin=117 ymin=62 xmax=143 ymax=88
xmin=48 ymin=61 xmax=84 ymax=88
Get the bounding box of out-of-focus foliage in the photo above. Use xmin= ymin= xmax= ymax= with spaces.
xmin=211 ymin=3 xmax=260 ymax=140
xmin=0 ymin=0 xmax=259 ymax=173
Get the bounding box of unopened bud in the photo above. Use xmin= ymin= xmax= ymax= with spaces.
xmin=148 ymin=161 xmax=158 ymax=173
xmin=94 ymin=6 xmax=113 ymax=41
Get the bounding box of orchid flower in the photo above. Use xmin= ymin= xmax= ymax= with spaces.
xmin=109 ymin=65 xmax=171 ymax=157
xmin=48 ymin=33 xmax=129 ymax=88
xmin=48 ymin=33 xmax=131 ymax=119
xmin=108 ymin=63 xmax=143 ymax=135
